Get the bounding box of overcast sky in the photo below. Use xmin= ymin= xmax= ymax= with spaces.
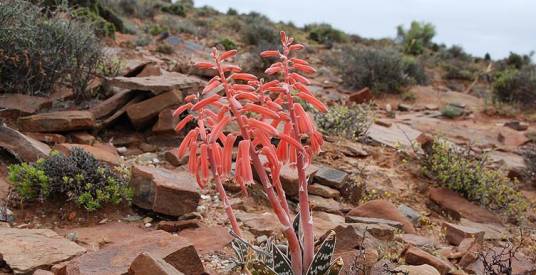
xmin=195 ymin=0 xmax=535 ymax=59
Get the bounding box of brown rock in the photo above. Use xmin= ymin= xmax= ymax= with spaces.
xmin=398 ymin=234 xmax=435 ymax=248
xmin=0 ymin=124 xmax=51 ymax=162
xmin=70 ymin=132 xmax=95 ymax=145
xmin=278 ymin=164 xmax=319 ymax=196
xmin=152 ymin=108 xmax=179 ymax=134
xmin=395 ymin=264 xmax=440 ymax=275
xmin=100 ymin=95 xmax=145 ymax=128
xmin=236 ymin=211 xmax=283 ymax=236
xmin=458 ymin=239 xmax=482 ymax=268
xmin=66 ymin=230 xmax=204 ymax=275
xmin=345 ymin=216 xmax=403 ymax=230
xmin=157 ymin=220 xmax=200 ymax=233
xmin=126 ymin=90 xmax=182 ymax=129
xmin=443 ymin=222 xmax=484 ymax=246
xmin=53 ymin=143 xmax=121 ymax=166
xmin=107 ymin=72 xmax=202 ymax=95
xmin=0 ymin=94 xmax=51 ymax=115
xmin=24 ymin=132 xmax=66 ymax=144
xmin=309 ymin=195 xmax=343 ymax=214
xmin=178 ymin=225 xmax=234 ymax=255
xmin=504 ymin=121 xmax=529 ymax=131
xmin=33 ymin=270 xmax=54 ymax=275
xmin=164 ymin=149 xmax=188 ymax=166
xmin=348 ymin=87 xmax=373 ymax=104
xmin=131 ymin=165 xmax=200 ymax=217
xmin=18 ymin=111 xmax=96 ymax=132
xmin=0 ymin=228 xmax=86 ymax=274
xmin=404 ymin=246 xmax=454 ymax=275
xmin=128 ymin=252 xmax=184 ymax=275
xmin=346 ymin=199 xmax=416 ymax=233
xmin=335 ymin=248 xmax=378 ymax=275
xmin=308 ymin=183 xmax=340 ymax=199
xmin=139 ymin=142 xmax=158 ymax=153
xmin=330 ymin=223 xmax=381 ymax=253
xmin=136 ymin=63 xmax=163 ymax=77
xmin=428 ymin=188 xmax=502 ymax=224
xmin=90 ymin=90 xmax=136 ymax=120
xmin=312 ymin=212 xmax=345 ymax=237
xmin=0 ymin=177 xmax=9 ymax=201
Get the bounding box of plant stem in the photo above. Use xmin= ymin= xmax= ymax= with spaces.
xmin=207 ymin=144 xmax=241 ymax=236
xmin=282 ymin=53 xmax=315 ymax=273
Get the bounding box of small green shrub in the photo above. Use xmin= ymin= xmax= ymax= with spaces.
xmin=218 ymin=38 xmax=237 ymax=50
xmin=156 ymin=43 xmax=174 ymax=54
xmin=227 ymin=8 xmax=238 ymax=16
xmin=314 ymin=103 xmax=374 ymax=141
xmin=440 ymin=104 xmax=464 ymax=118
xmin=105 ymin=0 xmax=160 ymax=19
xmin=443 ymin=60 xmax=477 ymax=80
xmin=503 ymin=52 xmax=533 ymax=70
xmin=401 ymin=91 xmax=417 ymax=102
xmin=305 ymin=23 xmax=348 ymax=46
xmin=161 ymin=3 xmax=186 ymax=16
xmin=134 ymin=35 xmax=152 ymax=47
xmin=8 ymin=149 xmax=132 ymax=211
xmin=522 ymin=145 xmax=536 ymax=182
xmin=240 ymin=13 xmax=278 ymax=46
xmin=396 ymin=21 xmax=436 ymax=55
xmin=492 ymin=66 xmax=536 ymax=106
xmin=145 ymin=23 xmax=168 ymax=36
xmin=72 ymin=7 xmax=116 ymax=37
xmin=96 ymin=57 xmax=125 ymax=77
xmin=0 ymin=0 xmax=102 ymax=98
xmin=329 ymin=45 xmax=427 ymax=93
xmin=423 ymin=140 xmax=529 ymax=219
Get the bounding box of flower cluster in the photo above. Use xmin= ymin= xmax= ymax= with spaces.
xmin=173 ymin=31 xmax=328 ymax=274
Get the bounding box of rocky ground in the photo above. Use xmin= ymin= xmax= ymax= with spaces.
xmin=1 ymin=27 xmax=536 ymax=275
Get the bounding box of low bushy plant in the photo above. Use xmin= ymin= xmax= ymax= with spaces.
xmin=305 ymin=23 xmax=348 ymax=46
xmin=423 ymin=140 xmax=529 ymax=220
xmin=329 ymin=45 xmax=427 ymax=93
xmin=218 ymin=38 xmax=237 ymax=50
xmin=443 ymin=60 xmax=477 ymax=80
xmin=8 ymin=149 xmax=132 ymax=211
xmin=161 ymin=2 xmax=186 ymax=16
xmin=396 ymin=21 xmax=436 ymax=55
xmin=315 ymin=104 xmax=374 ymax=141
xmin=96 ymin=57 xmax=125 ymax=77
xmin=0 ymin=0 xmax=102 ymax=98
xmin=240 ymin=13 xmax=278 ymax=46
xmin=492 ymin=66 xmax=536 ymax=107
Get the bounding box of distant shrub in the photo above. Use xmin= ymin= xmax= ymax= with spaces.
xmin=438 ymin=45 xmax=472 ymax=62
xmin=195 ymin=5 xmax=219 ymax=17
xmin=240 ymin=13 xmax=278 ymax=46
xmin=105 ymin=0 xmax=160 ymax=18
xmin=72 ymin=7 xmax=116 ymax=37
xmin=314 ymin=103 xmax=374 ymax=141
xmin=156 ymin=43 xmax=174 ymax=54
xmin=218 ymin=38 xmax=237 ymax=50
xmin=305 ymin=23 xmax=348 ymax=46
xmin=329 ymin=45 xmax=427 ymax=93
xmin=161 ymin=3 xmax=186 ymax=17
xmin=443 ymin=60 xmax=477 ymax=80
xmin=423 ymin=140 xmax=529 ymax=220
xmin=227 ymin=8 xmax=238 ymax=16
xmin=522 ymin=145 xmax=536 ymax=182
xmin=397 ymin=21 xmax=436 ymax=55
xmin=401 ymin=91 xmax=417 ymax=102
xmin=440 ymin=104 xmax=464 ymax=118
xmin=492 ymin=66 xmax=536 ymax=106
xmin=8 ymin=149 xmax=132 ymax=211
xmin=145 ymin=23 xmax=168 ymax=36
xmin=0 ymin=0 xmax=102 ymax=98
xmin=502 ymin=52 xmax=533 ymax=70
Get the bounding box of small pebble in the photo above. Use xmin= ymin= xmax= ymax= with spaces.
xmin=144 ymin=222 xmax=152 ymax=228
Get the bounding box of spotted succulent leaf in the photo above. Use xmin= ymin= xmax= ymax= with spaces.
xmin=272 ymin=243 xmax=293 ymax=275
xmin=306 ymin=230 xmax=336 ymax=275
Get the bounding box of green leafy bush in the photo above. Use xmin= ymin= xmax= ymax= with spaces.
xmin=440 ymin=104 xmax=464 ymax=118
xmin=8 ymin=149 xmax=132 ymax=211
xmin=522 ymin=145 xmax=536 ymax=182
xmin=423 ymin=140 xmax=529 ymax=220
xmin=96 ymin=57 xmax=125 ymax=77
xmin=0 ymin=0 xmax=102 ymax=98
xmin=218 ymin=38 xmax=237 ymax=50
xmin=329 ymin=45 xmax=427 ymax=93
xmin=161 ymin=3 xmax=186 ymax=16
xmin=443 ymin=60 xmax=477 ymax=80
xmin=396 ymin=21 xmax=436 ymax=55
xmin=314 ymin=104 xmax=374 ymax=141
xmin=72 ymin=7 xmax=116 ymax=37
xmin=305 ymin=23 xmax=348 ymax=46
xmin=492 ymin=66 xmax=536 ymax=106
xmin=240 ymin=13 xmax=278 ymax=46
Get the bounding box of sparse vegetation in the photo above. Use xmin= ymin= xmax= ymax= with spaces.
xmin=161 ymin=2 xmax=186 ymax=17
xmin=8 ymin=149 xmax=132 ymax=211
xmin=0 ymin=0 xmax=102 ymax=98
xmin=329 ymin=45 xmax=427 ymax=93
xmin=423 ymin=140 xmax=529 ymax=220
xmin=96 ymin=57 xmax=125 ymax=77
xmin=240 ymin=13 xmax=279 ymax=46
xmin=305 ymin=23 xmax=348 ymax=46
xmin=315 ymin=103 xmax=374 ymax=141
xmin=218 ymin=37 xmax=237 ymax=50
xmin=492 ymin=65 xmax=536 ymax=107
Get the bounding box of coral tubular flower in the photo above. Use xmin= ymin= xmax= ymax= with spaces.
xmin=288 ymin=44 xmax=305 ymax=51
xmin=260 ymin=50 xmax=280 ymax=58
xmin=184 ymin=94 xmax=197 ymax=102
xmin=222 ymin=65 xmax=241 ymax=73
xmin=231 ymin=73 xmax=257 ymax=81
xmin=219 ymin=49 xmax=237 ymax=61
xmin=208 ymin=115 xmax=231 ymax=143
xmin=289 ymin=58 xmax=309 ymax=65
xmin=243 ymin=103 xmax=280 ymax=120
xmin=177 ymin=128 xmax=199 ymax=158
xmin=172 ymin=103 xmax=193 ymax=118
xmin=247 ymin=118 xmax=278 ymax=136
xmin=294 ymin=82 xmax=312 ymax=95
xmin=192 ymin=94 xmax=221 ymax=111
xmin=290 ymin=72 xmax=311 ymax=85
xmin=175 ymin=114 xmax=193 ymax=132
xmin=195 ymin=62 xmax=214 ymax=69
xmin=202 ymin=80 xmax=221 ymax=94
xmin=295 ymin=92 xmax=328 ymax=112
xmin=293 ymin=63 xmax=316 ymax=74
xmin=222 ymin=134 xmax=237 ymax=177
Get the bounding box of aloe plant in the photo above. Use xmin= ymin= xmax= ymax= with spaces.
xmin=173 ymin=31 xmax=341 ymax=274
